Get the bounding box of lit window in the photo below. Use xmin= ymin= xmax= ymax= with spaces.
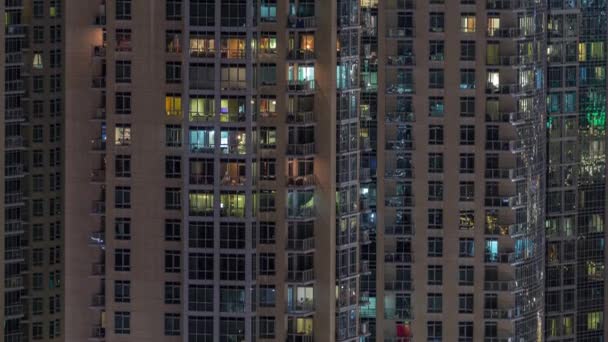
xmin=165 ymin=94 xmax=182 ymax=117
xmin=33 ymin=53 xmax=43 ymax=69
xmin=461 ymin=14 xmax=476 ymax=33
xmin=115 ymin=125 xmax=132 ymax=146
xmin=587 ymin=312 xmax=603 ymax=330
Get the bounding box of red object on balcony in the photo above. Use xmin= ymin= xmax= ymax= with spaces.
xmin=396 ymin=323 xmax=411 ymax=341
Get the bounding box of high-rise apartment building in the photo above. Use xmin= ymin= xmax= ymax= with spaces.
xmin=1 ymin=0 xmax=606 ymax=342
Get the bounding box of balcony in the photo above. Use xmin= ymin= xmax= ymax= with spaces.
xmin=386 ymin=83 xmax=414 ymax=94
xmin=485 ymin=83 xmax=538 ymax=96
xmin=485 ymin=168 xmax=511 ymax=179
xmin=385 ymin=195 xmax=413 ymax=207
xmin=90 ymin=293 xmax=105 ymax=308
xmin=5 ymin=192 xmax=24 ymax=205
xmin=287 ymin=175 xmax=316 ymax=187
xmin=90 ymin=138 xmax=106 ymax=152
xmin=288 ymin=16 xmax=316 ymax=29
xmin=484 ymin=280 xmax=516 ymax=291
xmin=91 ymin=262 xmax=105 ymax=277
xmin=385 ymin=280 xmax=413 ymax=291
xmin=360 ymin=230 xmax=372 ymax=244
xmin=287 ymin=143 xmax=315 ymax=156
xmin=6 ymin=0 xmax=24 ymax=9
xmin=5 ymin=276 xmax=24 ymax=290
xmin=93 ymin=45 xmax=106 ymax=58
xmin=385 ymin=224 xmax=414 ymax=236
xmin=90 ymin=325 xmax=106 ymax=340
xmin=287 ymin=207 xmax=316 ymax=220
xmin=91 ymin=200 xmax=106 ymax=215
xmin=385 ymin=168 xmax=413 ymax=179
xmin=5 ymin=52 xmax=23 ymax=64
xmin=386 ymin=140 xmax=414 ymax=151
xmin=384 ymin=252 xmax=413 ymax=263
xmin=4 ymin=80 xmax=24 ymax=93
xmin=4 ymin=304 xmax=24 ymax=318
xmin=4 ymin=333 xmax=23 ymax=342
xmin=6 ymin=108 xmax=26 ymax=121
xmin=91 ymin=108 xmax=106 ymax=121
xmin=360 ymin=260 xmax=371 ymax=273
xmin=92 ymin=76 xmax=106 ymax=89
xmin=287 ymin=238 xmax=315 ymax=252
xmin=387 ymin=28 xmax=414 ymax=38
xmin=5 ymin=219 xmax=25 ymax=235
xmin=286 ymin=334 xmax=313 ymax=342
xmin=384 ymin=307 xmax=414 ymax=320
xmin=484 ymin=308 xmax=513 ymax=319
xmin=485 ymin=111 xmax=510 ymax=123
xmin=486 ymin=27 xmax=539 ymax=39
xmin=5 ymin=164 xmax=25 ymax=177
xmin=5 ymin=136 xmax=26 ymax=149
xmin=5 ymin=24 xmax=27 ymax=36
xmin=484 ymin=196 xmax=510 ymax=207
xmin=89 ymin=231 xmax=105 ymax=247
xmin=360 ymin=137 xmax=372 ymax=151
xmin=287 ymin=49 xmax=316 ymax=60
xmin=509 ymin=223 xmax=527 ymax=237
xmin=360 ymin=167 xmax=372 ymax=181
xmin=485 ymin=139 xmax=512 ymax=151
xmin=287 ymin=269 xmax=315 ymax=283
xmin=90 ymin=169 xmax=106 ymax=183
xmin=287 ymin=80 xmax=316 ymax=94
xmin=287 ymin=299 xmax=315 ymax=314
xmin=385 ymin=111 xmax=415 ymax=123
xmin=286 ymin=111 xmax=315 ymax=124
xmin=387 ymin=55 xmax=415 ymax=66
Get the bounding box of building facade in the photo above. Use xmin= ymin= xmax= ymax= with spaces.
xmin=1 ymin=0 xmax=606 ymax=342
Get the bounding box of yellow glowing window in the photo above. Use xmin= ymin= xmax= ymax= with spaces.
xmin=115 ymin=126 xmax=131 ymax=146
xmin=486 ymin=44 xmax=499 ymax=65
xmin=165 ymin=95 xmax=182 ymax=117
xmin=189 ymin=97 xmax=214 ymax=121
xmin=222 ymin=38 xmax=245 ymax=58
xmin=50 ymin=6 xmax=57 ymax=18
xmin=461 ymin=15 xmax=476 ymax=33
xmin=562 ymin=316 xmax=573 ymax=335
xmin=487 ymin=17 xmax=500 ymax=36
xmin=300 ymin=34 xmax=315 ymax=51
xmin=547 ymin=318 xmax=558 ymax=337
xmin=33 ymin=53 xmax=43 ymax=69
xmin=296 ymin=318 xmax=313 ymax=335
xmin=259 ymin=37 xmax=277 ymax=52
xmin=189 ymin=192 xmax=214 ymax=215
xmin=220 ymin=193 xmax=246 ymax=217
xmin=578 ymin=43 xmax=587 ymax=61
xmin=590 ymin=42 xmax=605 ymax=59
xmin=487 ymin=71 xmax=500 ymax=89
xmin=259 ymin=97 xmax=277 ymax=114
xmin=587 ymin=312 xmax=603 ymax=330
xmin=190 ymin=37 xmax=215 ymax=56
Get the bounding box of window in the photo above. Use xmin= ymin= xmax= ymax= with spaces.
xmin=428 ymin=153 xmax=443 ymax=173
xmin=166 ymin=94 xmax=183 ymax=117
xmin=459 ymin=182 xmax=475 ymax=201
xmin=115 ymin=280 xmax=131 ymax=303
xmin=166 ymin=125 xmax=183 ymax=147
xmin=166 ymin=62 xmax=182 ymax=83
xmin=428 ymin=265 xmax=443 ymax=285
xmin=259 ymin=285 xmax=276 ymax=307
xmin=428 ymin=321 xmax=442 ymax=342
xmin=116 ymin=92 xmax=132 ymax=114
xmin=429 ymin=40 xmax=444 ymax=61
xmin=461 ymin=14 xmax=476 ymax=32
xmin=189 ymin=284 xmax=213 ymax=311
xmin=220 ymin=254 xmax=246 ymax=281
xmin=460 ymin=125 xmax=475 ymax=145
xmin=116 ymin=0 xmax=132 ymax=20
xmin=460 ymin=97 xmax=475 ymax=117
xmin=460 ymin=41 xmax=475 ymax=61
xmin=460 ymin=153 xmax=475 ymax=173
xmin=259 ymin=253 xmax=276 ymax=275
xmin=189 ymin=316 xmax=213 ymax=341
xmin=220 ymin=286 xmax=246 ymax=312
xmin=189 ymin=253 xmax=214 ymax=280
xmin=33 ymin=0 xmax=44 ymax=18
xmin=190 ymin=0 xmax=215 ymax=26
xmin=458 ymin=294 xmax=474 ymax=313
xmin=459 ymin=266 xmax=474 ymax=285
xmin=115 ymin=186 xmax=131 ymax=208
xmin=50 ymin=50 xmax=61 ymax=68
xmin=220 ymin=223 xmax=246 ymax=249
xmin=165 ymin=282 xmax=181 ymax=304
xmin=165 ymin=156 xmax=182 ymax=178
xmin=115 ymin=249 xmax=131 ymax=271
xmin=221 ymin=0 xmax=247 ymax=27
xmin=429 ymin=68 xmax=444 ymax=88
xmin=165 ymin=250 xmax=181 ymax=273
xmin=458 ymin=321 xmax=474 ymax=342
xmin=260 ymin=159 xmax=276 ymax=180
xmin=260 ymin=0 xmax=277 ymax=22
xmin=115 ymin=218 xmax=131 ymax=240
xmin=165 ymin=188 xmax=182 ymax=210
xmin=259 ymin=317 xmax=276 ymax=338
xmin=428 ymin=181 xmax=443 ymax=201
xmin=115 ymin=155 xmax=131 ymax=177
xmin=428 ymin=237 xmax=443 ymax=257
xmin=166 ymin=0 xmax=182 ymax=20
xmin=165 ymin=313 xmax=181 ymax=336
xmin=430 ymin=12 xmax=445 ymax=32
xmin=429 ymin=125 xmax=444 ymax=145
xmin=429 ymin=96 xmax=444 ymax=117
xmin=259 ymin=222 xmax=276 ymax=244
xmin=116 ymin=61 xmax=132 ymax=83
xmin=428 ymin=209 xmax=443 ymax=229
xmin=460 ymin=69 xmax=475 ymax=89
xmin=260 ymin=127 xmax=277 ymax=148
xmin=115 ymin=311 xmax=131 ymax=334
xmin=165 ymin=219 xmax=181 ymax=241
xmin=428 ymin=293 xmax=443 ymax=313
